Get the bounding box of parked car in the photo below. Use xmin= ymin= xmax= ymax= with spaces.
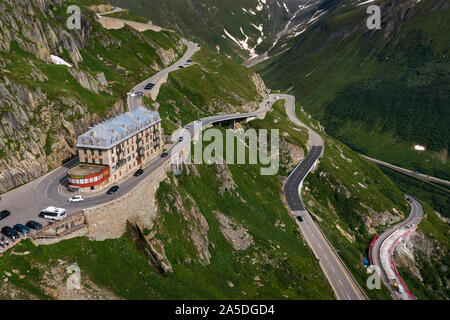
xmin=178 ymin=65 xmax=184 ymax=69
xmin=296 ymin=216 xmax=304 ymax=222
xmin=2 ymin=226 xmax=19 ymax=240
xmin=178 ymin=137 xmax=184 ymax=142
xmin=187 ymin=59 xmax=192 ymax=63
xmin=39 ymin=206 xmax=67 ymax=221
xmin=0 ymin=210 xmax=11 ymax=220
xmin=134 ymin=169 xmax=144 ymax=177
xmin=26 ymin=220 xmax=42 ymax=230
xmin=106 ymin=185 xmax=119 ymax=195
xmin=136 ymin=91 xmax=143 ymax=96
xmin=13 ymin=224 xmax=30 ymax=234
xmin=69 ymin=195 xmax=85 ymax=203
xmin=144 ymin=83 xmax=155 ymax=90
xmin=161 ymin=152 xmax=169 ymax=158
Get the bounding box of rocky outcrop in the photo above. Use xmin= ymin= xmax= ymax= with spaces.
xmin=213 ymin=210 xmax=253 ymax=251
xmin=216 ymin=164 xmax=237 ymax=196
xmin=280 ymin=140 xmax=304 ymax=173
xmin=394 ymin=229 xmax=449 ymax=298
xmin=69 ymin=69 xmax=110 ymax=94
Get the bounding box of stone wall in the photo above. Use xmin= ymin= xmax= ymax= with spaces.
xmin=83 ymin=160 xmax=171 ymax=241
xmin=149 ymin=73 xmax=168 ymax=101
xmin=97 ymin=16 xmax=162 ymax=32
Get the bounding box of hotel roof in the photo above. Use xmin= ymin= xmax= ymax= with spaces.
xmin=76 ymin=107 xmax=161 ymax=150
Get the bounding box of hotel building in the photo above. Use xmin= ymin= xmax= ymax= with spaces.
xmin=67 ymin=107 xmax=163 ymax=192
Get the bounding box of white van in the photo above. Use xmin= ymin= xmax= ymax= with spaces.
xmin=39 ymin=206 xmax=67 ymax=221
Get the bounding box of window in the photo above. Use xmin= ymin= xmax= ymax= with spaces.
xmin=99 ymin=150 xmax=102 ymax=156
xmin=92 ymin=159 xmax=95 ymax=164
xmin=84 ymin=149 xmax=87 ymax=155
xmin=99 ymin=159 xmax=103 ymax=165
xmin=91 ymin=149 xmax=94 ymax=155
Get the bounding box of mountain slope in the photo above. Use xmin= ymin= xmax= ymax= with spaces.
xmin=257 ymin=0 xmax=449 ymax=179
xmin=109 ymin=0 xmax=317 ymax=62
xmin=0 ymin=0 xmax=186 ymax=193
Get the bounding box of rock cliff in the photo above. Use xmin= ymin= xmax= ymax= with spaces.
xmin=0 ymin=0 xmax=184 ymax=193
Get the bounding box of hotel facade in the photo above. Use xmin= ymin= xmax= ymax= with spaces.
xmin=67 ymin=107 xmax=163 ymax=193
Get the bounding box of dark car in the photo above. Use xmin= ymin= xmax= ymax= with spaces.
xmin=136 ymin=91 xmax=143 ymax=96
xmin=107 ymin=185 xmax=119 ymax=195
xmin=2 ymin=226 xmax=19 ymax=240
xmin=187 ymin=59 xmax=192 ymax=63
xmin=296 ymin=216 xmax=304 ymax=222
xmin=14 ymin=224 xmax=30 ymax=234
xmin=178 ymin=65 xmax=184 ymax=69
xmin=0 ymin=210 xmax=11 ymax=220
xmin=134 ymin=169 xmax=144 ymax=177
xmin=161 ymin=152 xmax=169 ymax=158
xmin=144 ymin=83 xmax=155 ymax=90
xmin=26 ymin=220 xmax=42 ymax=230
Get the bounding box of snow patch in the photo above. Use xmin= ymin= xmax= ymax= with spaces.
xmin=50 ymin=55 xmax=72 ymax=68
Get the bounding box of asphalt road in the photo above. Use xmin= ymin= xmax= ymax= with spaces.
xmin=370 ymin=196 xmax=423 ymax=300
xmin=0 ymin=40 xmax=200 ymax=231
xmin=362 ymin=155 xmax=450 ymax=187
xmin=281 ymin=94 xmax=367 ymax=300
xmin=0 ymin=41 xmax=273 ymax=234
xmin=128 ymin=40 xmax=200 ymax=111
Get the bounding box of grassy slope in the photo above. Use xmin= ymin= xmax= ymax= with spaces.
xmin=106 ymin=10 xmax=150 ymax=24
xmin=293 ymin=102 xmax=450 ymax=300
xmin=150 ymin=162 xmax=333 ymax=298
xmin=379 ymin=166 xmax=449 ymax=218
xmin=156 ymin=48 xmax=264 ymax=134
xmin=257 ymin=0 xmax=449 ymax=179
xmin=397 ymin=203 xmax=450 ymax=300
xmin=291 ymin=103 xmax=408 ymax=300
xmin=249 ymin=100 xmax=309 ymax=176
xmin=0 ymin=125 xmax=332 ymax=299
xmin=108 ymin=0 xmax=297 ymax=61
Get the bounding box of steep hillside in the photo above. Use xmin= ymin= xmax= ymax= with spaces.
xmin=150 ymin=47 xmax=268 ymax=134
xmin=0 ymin=0 xmax=267 ymax=194
xmin=109 ymin=0 xmax=318 ymax=62
xmin=257 ymin=0 xmax=449 ymax=179
xmin=395 ymin=203 xmax=449 ymax=300
xmin=0 ymin=127 xmax=335 ymax=299
xmin=294 ymin=102 xmax=449 ymax=300
xmin=0 ymin=0 xmax=186 ymax=193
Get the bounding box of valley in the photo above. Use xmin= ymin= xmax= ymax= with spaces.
xmin=0 ymin=0 xmax=448 ymax=303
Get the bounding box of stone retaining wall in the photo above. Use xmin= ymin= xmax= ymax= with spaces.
xmin=97 ymin=16 xmax=162 ymax=32
xmin=83 ymin=159 xmax=171 ymax=241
